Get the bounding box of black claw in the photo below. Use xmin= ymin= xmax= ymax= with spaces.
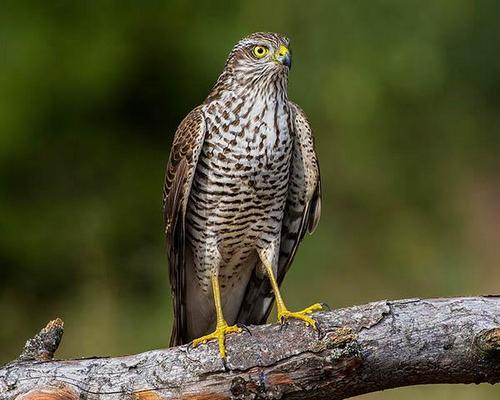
xmin=236 ymin=323 xmax=252 ymax=336
xmin=316 ymin=323 xmax=325 ymax=340
xmin=320 ymin=302 xmax=332 ymax=311
xmin=185 ymin=341 xmax=197 ymax=360
xmin=222 ymin=357 xmax=229 ymax=371
xmin=279 ymin=319 xmax=289 ymax=333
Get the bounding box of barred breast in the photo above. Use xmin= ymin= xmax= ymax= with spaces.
xmin=185 ymin=90 xmax=292 ymax=311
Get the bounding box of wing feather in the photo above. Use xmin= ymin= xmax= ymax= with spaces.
xmin=163 ymin=106 xmax=206 ymax=346
xmin=236 ymin=102 xmax=322 ymax=325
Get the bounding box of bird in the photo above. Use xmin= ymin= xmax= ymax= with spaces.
xmin=163 ymin=32 xmax=322 ymax=359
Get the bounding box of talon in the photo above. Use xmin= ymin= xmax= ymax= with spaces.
xmin=236 ymin=323 xmax=252 ymax=336
xmin=317 ymin=323 xmax=324 ymax=339
xmin=190 ymin=322 xmax=241 ymax=359
xmin=277 ymin=303 xmax=322 ymax=330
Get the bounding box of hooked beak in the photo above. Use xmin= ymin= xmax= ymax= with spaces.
xmin=275 ymin=45 xmax=292 ymax=69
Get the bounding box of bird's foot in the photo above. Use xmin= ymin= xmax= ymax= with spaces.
xmin=191 ymin=321 xmax=241 ymax=359
xmin=277 ymin=303 xmax=323 ymax=329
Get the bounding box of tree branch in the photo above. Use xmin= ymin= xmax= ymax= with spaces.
xmin=1 ymin=296 xmax=500 ymax=399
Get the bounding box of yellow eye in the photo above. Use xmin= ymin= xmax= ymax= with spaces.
xmin=252 ymin=45 xmax=269 ymax=58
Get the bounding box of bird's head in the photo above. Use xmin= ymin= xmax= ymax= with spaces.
xmin=225 ymin=32 xmax=291 ymax=81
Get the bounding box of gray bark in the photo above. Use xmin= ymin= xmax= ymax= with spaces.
xmin=1 ymin=296 xmax=500 ymax=400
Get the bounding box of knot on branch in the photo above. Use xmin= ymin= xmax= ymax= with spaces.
xmin=476 ymin=328 xmax=500 ymax=355
xmin=18 ymin=318 xmax=64 ymax=362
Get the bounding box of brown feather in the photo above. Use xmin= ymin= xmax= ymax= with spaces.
xmin=163 ymin=107 xmax=206 ymax=346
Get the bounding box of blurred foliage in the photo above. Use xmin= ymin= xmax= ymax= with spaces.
xmin=1 ymin=1 xmax=500 ymax=398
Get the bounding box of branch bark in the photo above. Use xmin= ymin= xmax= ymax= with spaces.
xmin=1 ymin=296 xmax=500 ymax=400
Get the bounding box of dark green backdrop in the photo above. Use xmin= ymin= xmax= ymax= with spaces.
xmin=1 ymin=2 xmax=499 ymax=398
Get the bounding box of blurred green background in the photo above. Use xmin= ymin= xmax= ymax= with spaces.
xmin=1 ymin=1 xmax=500 ymax=398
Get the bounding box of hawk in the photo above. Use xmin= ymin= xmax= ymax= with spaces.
xmin=163 ymin=32 xmax=322 ymax=358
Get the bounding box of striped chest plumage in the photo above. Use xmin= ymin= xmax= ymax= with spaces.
xmin=185 ymin=89 xmax=293 ymax=288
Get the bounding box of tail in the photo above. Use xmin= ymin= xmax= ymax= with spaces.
xmin=168 ymin=248 xmax=216 ymax=347
xmin=169 ymin=321 xmax=182 ymax=347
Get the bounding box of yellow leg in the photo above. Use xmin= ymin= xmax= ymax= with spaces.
xmin=264 ymin=263 xmax=322 ymax=328
xmin=191 ymin=274 xmax=241 ymax=358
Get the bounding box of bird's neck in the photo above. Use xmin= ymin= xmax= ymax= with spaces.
xmin=205 ymin=69 xmax=289 ymax=105
xmin=201 ymin=69 xmax=292 ymax=159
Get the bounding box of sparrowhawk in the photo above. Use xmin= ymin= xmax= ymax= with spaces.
xmin=163 ymin=32 xmax=322 ymax=358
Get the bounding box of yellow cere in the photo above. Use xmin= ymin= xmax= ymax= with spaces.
xmin=253 ymin=45 xmax=269 ymax=58
xmin=277 ymin=45 xmax=289 ymax=58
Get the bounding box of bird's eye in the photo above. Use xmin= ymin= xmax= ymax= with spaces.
xmin=252 ymin=45 xmax=269 ymax=59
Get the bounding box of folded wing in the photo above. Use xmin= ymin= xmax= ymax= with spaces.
xmin=163 ymin=107 xmax=207 ymax=346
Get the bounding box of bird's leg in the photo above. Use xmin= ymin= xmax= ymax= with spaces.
xmin=191 ymin=273 xmax=241 ymax=359
xmin=259 ymin=248 xmax=322 ymax=328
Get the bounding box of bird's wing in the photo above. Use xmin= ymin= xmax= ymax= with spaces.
xmin=236 ymin=102 xmax=322 ymax=325
xmin=163 ymin=106 xmax=206 ymax=346
xmin=277 ymin=102 xmax=321 ymax=281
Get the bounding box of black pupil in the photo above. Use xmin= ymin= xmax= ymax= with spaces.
xmin=257 ymin=48 xmax=263 ymax=54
